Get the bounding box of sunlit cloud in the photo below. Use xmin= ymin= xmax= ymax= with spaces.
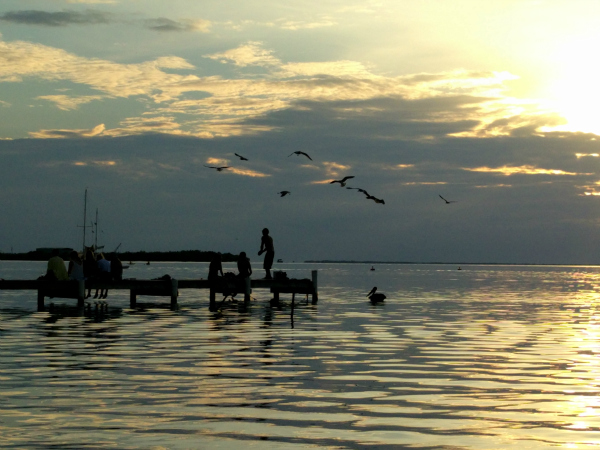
xmin=73 ymin=160 xmax=116 ymax=166
xmin=322 ymin=162 xmax=351 ymax=177
xmin=29 ymin=123 xmax=105 ymax=138
xmin=204 ymin=41 xmax=280 ymax=67
xmin=464 ymin=165 xmax=585 ymax=176
xmin=402 ymin=181 xmax=447 ymax=185
xmin=228 ymin=167 xmax=270 ymax=177
xmin=475 ymin=184 xmax=512 ymax=188
xmin=37 ymin=94 xmax=105 ymax=110
xmin=104 ymin=116 xmax=184 ymax=137
xmin=576 ymin=153 xmax=600 ymax=158
xmin=0 ymin=37 xmax=572 ymax=140
xmin=278 ymin=18 xmax=337 ymax=30
xmin=206 ymin=157 xmax=229 ymax=166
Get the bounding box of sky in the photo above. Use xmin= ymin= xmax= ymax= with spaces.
xmin=2 ymin=0 xmax=600 ymax=264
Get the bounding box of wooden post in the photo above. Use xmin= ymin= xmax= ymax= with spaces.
xmin=209 ymin=287 xmax=216 ymax=310
xmin=311 ymin=270 xmax=318 ymax=304
xmin=130 ymin=289 xmax=137 ymax=308
xmin=77 ymin=280 xmax=85 ymax=308
xmin=37 ymin=289 xmax=45 ymax=312
xmin=170 ymin=279 xmax=178 ymax=307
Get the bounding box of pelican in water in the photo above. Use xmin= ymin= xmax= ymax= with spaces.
xmin=289 ymin=151 xmax=313 ymax=160
xmin=367 ymin=287 xmax=386 ymax=302
xmin=234 ymin=153 xmax=248 ymax=161
xmin=204 ymin=165 xmax=230 ymax=172
xmin=330 ymin=176 xmax=355 ymax=187
xmin=278 ymin=191 xmax=291 ymax=197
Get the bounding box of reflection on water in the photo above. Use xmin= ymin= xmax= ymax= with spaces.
xmin=2 ymin=262 xmax=600 ymax=448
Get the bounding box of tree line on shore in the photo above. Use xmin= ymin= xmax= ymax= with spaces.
xmin=0 ymin=250 xmax=239 ymax=262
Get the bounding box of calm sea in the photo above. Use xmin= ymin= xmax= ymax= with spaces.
xmin=1 ymin=261 xmax=600 ymax=449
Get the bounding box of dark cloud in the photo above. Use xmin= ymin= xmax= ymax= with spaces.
xmin=143 ymin=18 xmax=209 ymax=32
xmin=2 ymin=100 xmax=600 ymax=263
xmin=0 ymin=9 xmax=113 ymax=27
xmin=144 ymin=18 xmax=188 ymax=32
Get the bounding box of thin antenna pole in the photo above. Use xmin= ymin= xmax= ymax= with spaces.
xmin=94 ymin=208 xmax=98 ymax=250
xmin=82 ymin=189 xmax=87 ymax=253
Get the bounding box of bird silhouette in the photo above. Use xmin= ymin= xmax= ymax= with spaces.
xmin=288 ymin=151 xmax=312 ymax=160
xmin=330 ymin=176 xmax=355 ymax=187
xmin=346 ymin=187 xmax=370 ymax=196
xmin=278 ymin=191 xmax=291 ymax=197
xmin=439 ymin=195 xmax=457 ymax=204
xmin=204 ymin=165 xmax=230 ymax=172
xmin=234 ymin=153 xmax=248 ymax=161
xmin=366 ymin=195 xmax=385 ymax=204
xmin=367 ymin=287 xmax=386 ymax=302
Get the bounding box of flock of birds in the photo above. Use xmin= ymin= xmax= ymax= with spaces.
xmin=204 ymin=150 xmax=458 ymax=206
xmin=205 ymin=150 xmax=459 ymax=304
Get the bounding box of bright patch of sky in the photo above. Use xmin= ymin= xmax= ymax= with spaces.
xmin=2 ymin=0 xmax=600 ymax=263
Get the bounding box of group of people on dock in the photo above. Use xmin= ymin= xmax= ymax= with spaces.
xmin=207 ymin=228 xmax=276 ymax=297
xmin=44 ymin=248 xmax=123 ymax=299
xmin=42 ymin=228 xmax=276 ymax=300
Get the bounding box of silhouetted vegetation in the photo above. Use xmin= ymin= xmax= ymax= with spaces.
xmin=0 ymin=250 xmax=238 ymax=262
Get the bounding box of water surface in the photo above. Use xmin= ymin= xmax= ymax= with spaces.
xmin=1 ymin=262 xmax=600 ymax=449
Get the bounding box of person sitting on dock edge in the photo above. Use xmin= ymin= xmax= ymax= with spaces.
xmin=68 ymin=251 xmax=84 ymax=281
xmin=46 ymin=249 xmax=68 ymax=281
xmin=258 ymin=228 xmax=274 ymax=279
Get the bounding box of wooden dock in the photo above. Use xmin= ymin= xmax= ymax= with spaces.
xmin=0 ymin=271 xmax=318 ymax=311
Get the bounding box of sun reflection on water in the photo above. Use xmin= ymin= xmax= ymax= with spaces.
xmin=3 ymin=263 xmax=600 ymax=448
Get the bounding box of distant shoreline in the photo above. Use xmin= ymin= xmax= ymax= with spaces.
xmin=0 ymin=252 xmax=597 ymax=266
xmin=305 ymin=260 xmax=600 ymax=266
xmin=0 ymin=250 xmax=239 ymax=263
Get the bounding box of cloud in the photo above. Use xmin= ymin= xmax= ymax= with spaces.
xmin=0 ymin=37 xmax=573 ymax=141
xmin=37 ymin=94 xmax=105 ymax=110
xmin=143 ymin=18 xmax=211 ymax=33
xmin=277 ymin=18 xmax=337 ymax=30
xmin=29 ymin=123 xmax=105 ymax=138
xmin=72 ymin=160 xmax=116 ymax=166
xmin=464 ymin=165 xmax=585 ymax=176
xmin=204 ymin=42 xmax=280 ymax=67
xmin=0 ymin=9 xmax=113 ymax=26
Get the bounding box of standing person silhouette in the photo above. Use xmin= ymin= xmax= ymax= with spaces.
xmin=258 ymin=228 xmax=275 ymax=279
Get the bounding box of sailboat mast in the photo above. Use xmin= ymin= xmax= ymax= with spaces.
xmin=82 ymin=189 xmax=88 ymax=253
xmin=94 ymin=208 xmax=98 ymax=250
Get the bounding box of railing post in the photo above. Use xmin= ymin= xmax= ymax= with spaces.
xmin=171 ymin=279 xmax=178 ymax=307
xmin=37 ymin=289 xmax=45 ymax=312
xmin=130 ymin=289 xmax=137 ymax=308
xmin=311 ymin=270 xmax=318 ymax=304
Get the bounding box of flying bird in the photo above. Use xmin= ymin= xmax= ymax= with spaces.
xmin=366 ymin=195 xmax=385 ymax=204
xmin=439 ymin=195 xmax=457 ymax=204
xmin=278 ymin=191 xmax=291 ymax=197
xmin=367 ymin=287 xmax=386 ymax=303
xmin=347 ymin=187 xmax=370 ymax=196
xmin=288 ymin=151 xmax=313 ymax=160
xmin=204 ymin=165 xmax=230 ymax=172
xmin=330 ymin=176 xmax=355 ymax=187
xmin=234 ymin=153 xmax=248 ymax=161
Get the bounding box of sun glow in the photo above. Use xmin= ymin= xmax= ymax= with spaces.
xmin=543 ymin=35 xmax=600 ymax=135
